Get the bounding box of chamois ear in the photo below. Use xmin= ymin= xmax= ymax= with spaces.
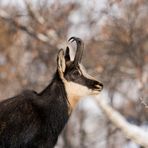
xmin=57 ymin=49 xmax=66 ymax=78
xmin=65 ymin=46 xmax=71 ymax=62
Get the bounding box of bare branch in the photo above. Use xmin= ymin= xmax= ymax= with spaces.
xmin=24 ymin=0 xmax=45 ymax=25
xmin=94 ymin=96 xmax=148 ymax=147
xmin=139 ymin=98 xmax=148 ymax=109
xmin=0 ymin=9 xmax=50 ymax=44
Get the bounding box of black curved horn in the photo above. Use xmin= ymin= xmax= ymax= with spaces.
xmin=68 ymin=37 xmax=84 ymax=65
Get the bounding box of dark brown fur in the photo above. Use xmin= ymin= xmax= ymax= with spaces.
xmin=0 ymin=72 xmax=69 ymax=148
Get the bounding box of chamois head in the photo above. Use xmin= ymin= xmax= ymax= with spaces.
xmin=57 ymin=37 xmax=103 ymax=108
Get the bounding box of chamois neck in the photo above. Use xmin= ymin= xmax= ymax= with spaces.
xmin=35 ymin=72 xmax=70 ymax=145
xmin=39 ymin=72 xmax=68 ymax=103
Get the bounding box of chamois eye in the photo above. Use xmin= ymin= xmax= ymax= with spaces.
xmin=73 ymin=70 xmax=81 ymax=76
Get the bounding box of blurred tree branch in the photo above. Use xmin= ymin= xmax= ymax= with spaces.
xmin=24 ymin=0 xmax=45 ymax=25
xmin=0 ymin=9 xmax=52 ymax=45
xmin=139 ymin=98 xmax=148 ymax=109
xmin=94 ymin=96 xmax=148 ymax=147
xmin=0 ymin=1 xmax=78 ymax=48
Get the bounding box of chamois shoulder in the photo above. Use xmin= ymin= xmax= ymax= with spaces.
xmin=0 ymin=90 xmax=38 ymax=109
xmin=21 ymin=89 xmax=38 ymax=99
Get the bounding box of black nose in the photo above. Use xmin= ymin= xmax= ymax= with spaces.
xmin=86 ymin=79 xmax=103 ymax=91
xmin=93 ymin=80 xmax=103 ymax=91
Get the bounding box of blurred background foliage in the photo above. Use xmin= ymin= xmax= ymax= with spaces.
xmin=0 ymin=0 xmax=147 ymax=147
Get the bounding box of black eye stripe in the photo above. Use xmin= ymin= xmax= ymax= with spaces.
xmin=65 ymin=65 xmax=103 ymax=91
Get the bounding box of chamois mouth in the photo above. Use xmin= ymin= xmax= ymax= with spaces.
xmin=93 ymin=88 xmax=102 ymax=93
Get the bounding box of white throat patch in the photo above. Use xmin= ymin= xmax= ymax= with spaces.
xmin=64 ymin=81 xmax=91 ymax=109
xmin=64 ymin=80 xmax=100 ymax=109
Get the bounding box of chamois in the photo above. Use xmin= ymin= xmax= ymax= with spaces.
xmin=0 ymin=37 xmax=103 ymax=148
